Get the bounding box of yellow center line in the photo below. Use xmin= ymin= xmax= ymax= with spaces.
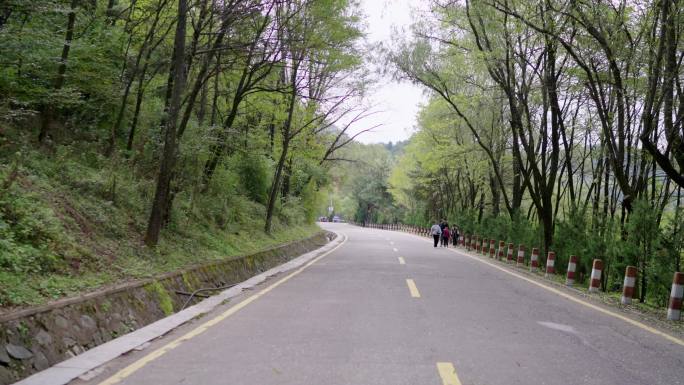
xmin=398 ymin=256 xmax=406 ymax=265
xmin=98 ymin=234 xmax=348 ymax=385
xmin=406 ymin=279 xmax=421 ymax=298
xmin=436 ymin=362 xmax=463 ymax=385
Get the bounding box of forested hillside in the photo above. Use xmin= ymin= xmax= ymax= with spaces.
xmin=337 ymin=1 xmax=684 ymax=308
xmin=324 ymin=140 xmax=406 ymax=223
xmin=0 ymin=0 xmax=366 ymax=307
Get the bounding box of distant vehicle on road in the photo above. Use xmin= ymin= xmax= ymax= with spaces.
xmin=332 ymin=215 xmax=342 ymax=222
xmin=318 ymin=216 xmax=328 ymax=222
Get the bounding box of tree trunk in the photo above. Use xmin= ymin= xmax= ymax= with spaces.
xmin=39 ymin=0 xmax=78 ymax=143
xmin=477 ymin=190 xmax=485 ymax=222
xmin=106 ymin=0 xmax=118 ymax=25
xmin=209 ymin=53 xmax=221 ymax=127
xmin=489 ymin=173 xmax=500 ymax=217
xmin=126 ymin=65 xmax=148 ymax=152
xmin=265 ymin=137 xmax=290 ymax=233
xmin=201 ymin=97 xmax=241 ymax=188
xmin=265 ymin=60 xmax=299 ymax=234
xmin=281 ymin=155 xmax=293 ymax=199
xmin=113 ymin=1 xmax=165 ymax=155
xmin=145 ymin=0 xmax=188 ymax=246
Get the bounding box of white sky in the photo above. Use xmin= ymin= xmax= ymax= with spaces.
xmin=350 ymin=0 xmax=429 ymax=144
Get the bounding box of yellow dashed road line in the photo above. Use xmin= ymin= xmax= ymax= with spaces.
xmin=406 ymin=279 xmax=421 ymax=298
xmin=436 ymin=362 xmax=463 ymax=385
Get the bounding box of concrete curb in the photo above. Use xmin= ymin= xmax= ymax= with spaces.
xmin=13 ymin=231 xmax=345 ymax=385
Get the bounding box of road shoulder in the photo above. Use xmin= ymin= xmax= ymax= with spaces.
xmin=14 ymin=231 xmax=346 ymax=385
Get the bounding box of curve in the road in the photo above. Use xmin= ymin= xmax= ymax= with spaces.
xmin=97 ymin=233 xmax=349 ymax=385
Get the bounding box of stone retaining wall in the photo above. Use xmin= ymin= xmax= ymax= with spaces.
xmin=0 ymin=231 xmax=333 ymax=384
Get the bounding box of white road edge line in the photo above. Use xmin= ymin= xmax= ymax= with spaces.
xmin=410 ymin=232 xmax=684 ymax=347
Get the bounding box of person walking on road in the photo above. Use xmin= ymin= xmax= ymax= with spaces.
xmin=430 ymin=221 xmax=442 ymax=248
xmin=452 ymin=226 xmax=460 ymax=246
xmin=441 ymin=226 xmax=450 ymax=247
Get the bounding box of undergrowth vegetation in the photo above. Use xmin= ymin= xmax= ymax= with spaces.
xmin=0 ymin=139 xmax=321 ymax=308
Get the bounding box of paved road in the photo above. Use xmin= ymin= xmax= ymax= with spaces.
xmin=76 ymin=223 xmax=684 ymax=385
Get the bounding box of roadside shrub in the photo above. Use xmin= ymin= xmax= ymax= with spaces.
xmin=279 ymin=196 xmax=306 ymax=226
xmin=236 ymin=153 xmax=271 ymax=204
xmin=554 ymin=210 xmax=591 ymax=275
xmin=451 ymin=208 xmax=479 ymax=234
xmin=0 ymin=187 xmax=63 ymax=273
xmin=300 ymin=179 xmax=322 ymax=223
xmin=624 ymin=199 xmax=670 ymax=304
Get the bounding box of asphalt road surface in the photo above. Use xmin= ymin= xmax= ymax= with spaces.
xmin=76 ymin=223 xmax=684 ymax=385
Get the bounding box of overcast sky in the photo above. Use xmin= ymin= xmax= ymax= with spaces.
xmin=350 ymin=0 xmax=428 ymax=144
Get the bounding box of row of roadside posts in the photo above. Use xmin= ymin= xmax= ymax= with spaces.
xmin=354 ymin=222 xmax=683 ymax=321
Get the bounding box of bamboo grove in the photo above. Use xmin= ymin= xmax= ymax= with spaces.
xmin=0 ymin=0 xmax=367 ymax=250
xmin=343 ymin=0 xmax=683 ymax=306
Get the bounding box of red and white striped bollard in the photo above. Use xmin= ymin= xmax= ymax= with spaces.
xmin=667 ymin=272 xmax=684 ymax=320
xmin=498 ymin=241 xmax=505 ymax=261
xmin=621 ymin=266 xmax=637 ymax=305
xmin=507 ymin=243 xmax=514 ymax=263
xmin=589 ymin=259 xmax=603 ymax=292
xmin=545 ymin=251 xmax=555 ymax=277
xmin=530 ymin=247 xmax=539 ymax=272
xmin=516 ymin=245 xmax=525 ymax=267
xmin=489 ymin=239 xmax=496 ymax=258
xmin=566 ymin=255 xmax=578 ymax=286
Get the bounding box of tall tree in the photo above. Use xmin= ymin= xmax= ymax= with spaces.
xmin=264 ymin=0 xmax=363 ymax=233
xmin=38 ymin=0 xmax=79 ymax=143
xmin=145 ymin=0 xmax=188 ymax=246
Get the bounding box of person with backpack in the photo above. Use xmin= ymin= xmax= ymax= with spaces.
xmin=430 ymin=221 xmax=442 ymax=248
xmin=441 ymin=226 xmax=450 ymax=247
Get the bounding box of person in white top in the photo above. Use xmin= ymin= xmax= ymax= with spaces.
xmin=430 ymin=222 xmax=442 ymax=248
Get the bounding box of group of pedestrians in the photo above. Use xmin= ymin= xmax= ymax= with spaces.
xmin=430 ymin=219 xmax=459 ymax=248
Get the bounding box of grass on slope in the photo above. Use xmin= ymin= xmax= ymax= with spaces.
xmin=0 ymin=144 xmax=321 ymax=309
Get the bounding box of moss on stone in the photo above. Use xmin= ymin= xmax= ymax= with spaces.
xmin=16 ymin=321 xmax=29 ymax=339
xmin=145 ymin=281 xmax=174 ymax=316
xmin=100 ymin=299 xmax=112 ymax=313
xmin=181 ymin=273 xmax=194 ymax=291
